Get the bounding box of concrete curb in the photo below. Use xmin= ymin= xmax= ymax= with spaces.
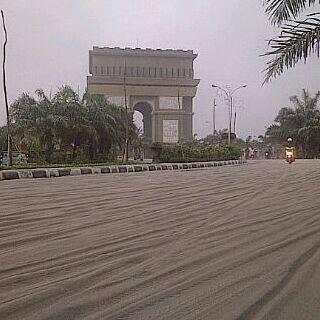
xmin=0 ymin=159 xmax=246 ymax=181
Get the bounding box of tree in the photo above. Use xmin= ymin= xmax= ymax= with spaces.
xmin=8 ymin=86 xmax=140 ymax=163
xmin=263 ymin=0 xmax=320 ymax=83
xmin=266 ymin=89 xmax=320 ymax=157
xmin=10 ymin=92 xmax=45 ymax=161
xmin=10 ymin=90 xmax=65 ymax=162
xmin=83 ymin=92 xmax=120 ymax=160
xmin=53 ymin=86 xmax=94 ymax=161
xmin=195 ymin=129 xmax=245 ymax=148
xmin=0 ymin=126 xmax=7 ymax=152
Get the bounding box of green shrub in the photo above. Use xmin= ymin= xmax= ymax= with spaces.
xmin=158 ymin=144 xmax=242 ymax=163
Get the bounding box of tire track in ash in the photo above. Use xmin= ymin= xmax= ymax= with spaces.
xmin=235 ymin=239 xmax=320 ymax=320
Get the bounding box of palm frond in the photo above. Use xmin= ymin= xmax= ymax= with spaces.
xmin=264 ymin=0 xmax=319 ymax=25
xmin=263 ymin=14 xmax=320 ymax=83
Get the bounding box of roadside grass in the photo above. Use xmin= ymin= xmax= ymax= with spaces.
xmin=0 ymin=161 xmax=144 ymax=171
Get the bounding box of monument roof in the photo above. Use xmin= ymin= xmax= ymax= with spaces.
xmin=90 ymin=46 xmax=197 ymax=59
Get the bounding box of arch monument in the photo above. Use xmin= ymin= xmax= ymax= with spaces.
xmin=87 ymin=46 xmax=200 ymax=158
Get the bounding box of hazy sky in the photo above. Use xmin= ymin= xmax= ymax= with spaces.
xmin=0 ymin=0 xmax=319 ymax=138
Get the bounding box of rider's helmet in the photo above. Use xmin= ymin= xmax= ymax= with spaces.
xmin=287 ymin=138 xmax=293 ymax=143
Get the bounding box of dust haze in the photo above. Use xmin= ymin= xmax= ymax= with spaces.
xmin=0 ymin=0 xmax=319 ymax=138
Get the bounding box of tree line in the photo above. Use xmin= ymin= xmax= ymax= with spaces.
xmin=266 ymin=89 xmax=320 ymax=158
xmin=198 ymin=89 xmax=320 ymax=159
xmin=0 ymin=86 xmax=142 ymax=163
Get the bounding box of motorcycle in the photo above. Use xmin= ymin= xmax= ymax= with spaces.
xmin=285 ymin=147 xmax=295 ymax=164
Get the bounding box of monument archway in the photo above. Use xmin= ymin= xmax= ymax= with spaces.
xmin=87 ymin=46 xmax=200 ymax=158
xmin=133 ymin=101 xmax=153 ymax=159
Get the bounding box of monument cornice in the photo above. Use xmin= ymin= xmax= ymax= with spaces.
xmin=87 ymin=76 xmax=200 ymax=88
xmin=90 ymin=46 xmax=198 ymax=60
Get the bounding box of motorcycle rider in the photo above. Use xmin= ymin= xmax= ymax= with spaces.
xmin=285 ymin=138 xmax=295 ymax=163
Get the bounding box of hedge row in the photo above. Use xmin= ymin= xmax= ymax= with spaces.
xmin=156 ymin=144 xmax=243 ymax=163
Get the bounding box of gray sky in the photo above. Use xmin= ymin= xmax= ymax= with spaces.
xmin=0 ymin=0 xmax=319 ymax=139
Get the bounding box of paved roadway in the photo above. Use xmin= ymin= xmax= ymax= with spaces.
xmin=0 ymin=160 xmax=320 ymax=320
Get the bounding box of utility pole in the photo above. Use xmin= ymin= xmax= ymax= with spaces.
xmin=123 ymin=61 xmax=129 ymax=162
xmin=233 ymin=100 xmax=244 ymax=136
xmin=177 ymin=86 xmax=181 ymax=142
xmin=229 ymin=96 xmax=233 ymax=144
xmin=213 ymin=99 xmax=216 ymax=136
xmin=177 ymin=86 xmax=184 ymax=158
xmin=1 ymin=10 xmax=12 ymax=166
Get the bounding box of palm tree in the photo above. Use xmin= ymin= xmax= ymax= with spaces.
xmin=266 ymin=89 xmax=320 ymax=157
xmin=0 ymin=126 xmax=7 ymax=153
xmin=263 ymin=0 xmax=320 ymax=83
xmin=10 ymin=90 xmax=63 ymax=162
xmin=83 ymin=92 xmax=119 ymax=160
xmin=53 ymin=86 xmax=94 ymax=160
xmin=9 ymin=86 xmax=140 ymax=163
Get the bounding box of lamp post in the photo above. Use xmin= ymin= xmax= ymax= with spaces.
xmin=211 ymin=84 xmax=247 ymax=144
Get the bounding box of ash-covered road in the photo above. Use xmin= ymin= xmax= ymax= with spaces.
xmin=1 ymin=160 xmax=320 ymax=320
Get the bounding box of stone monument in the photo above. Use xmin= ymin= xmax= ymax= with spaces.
xmin=87 ymin=46 xmax=200 ymax=158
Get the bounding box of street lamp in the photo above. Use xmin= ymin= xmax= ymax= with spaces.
xmin=211 ymin=84 xmax=247 ymax=144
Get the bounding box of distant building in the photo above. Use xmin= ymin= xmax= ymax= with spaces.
xmin=87 ymin=46 xmax=200 ymax=157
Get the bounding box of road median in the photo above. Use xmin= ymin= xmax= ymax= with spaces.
xmin=0 ymin=159 xmax=246 ymax=181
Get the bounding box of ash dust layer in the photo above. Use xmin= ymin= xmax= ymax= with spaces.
xmin=0 ymin=160 xmax=320 ymax=320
